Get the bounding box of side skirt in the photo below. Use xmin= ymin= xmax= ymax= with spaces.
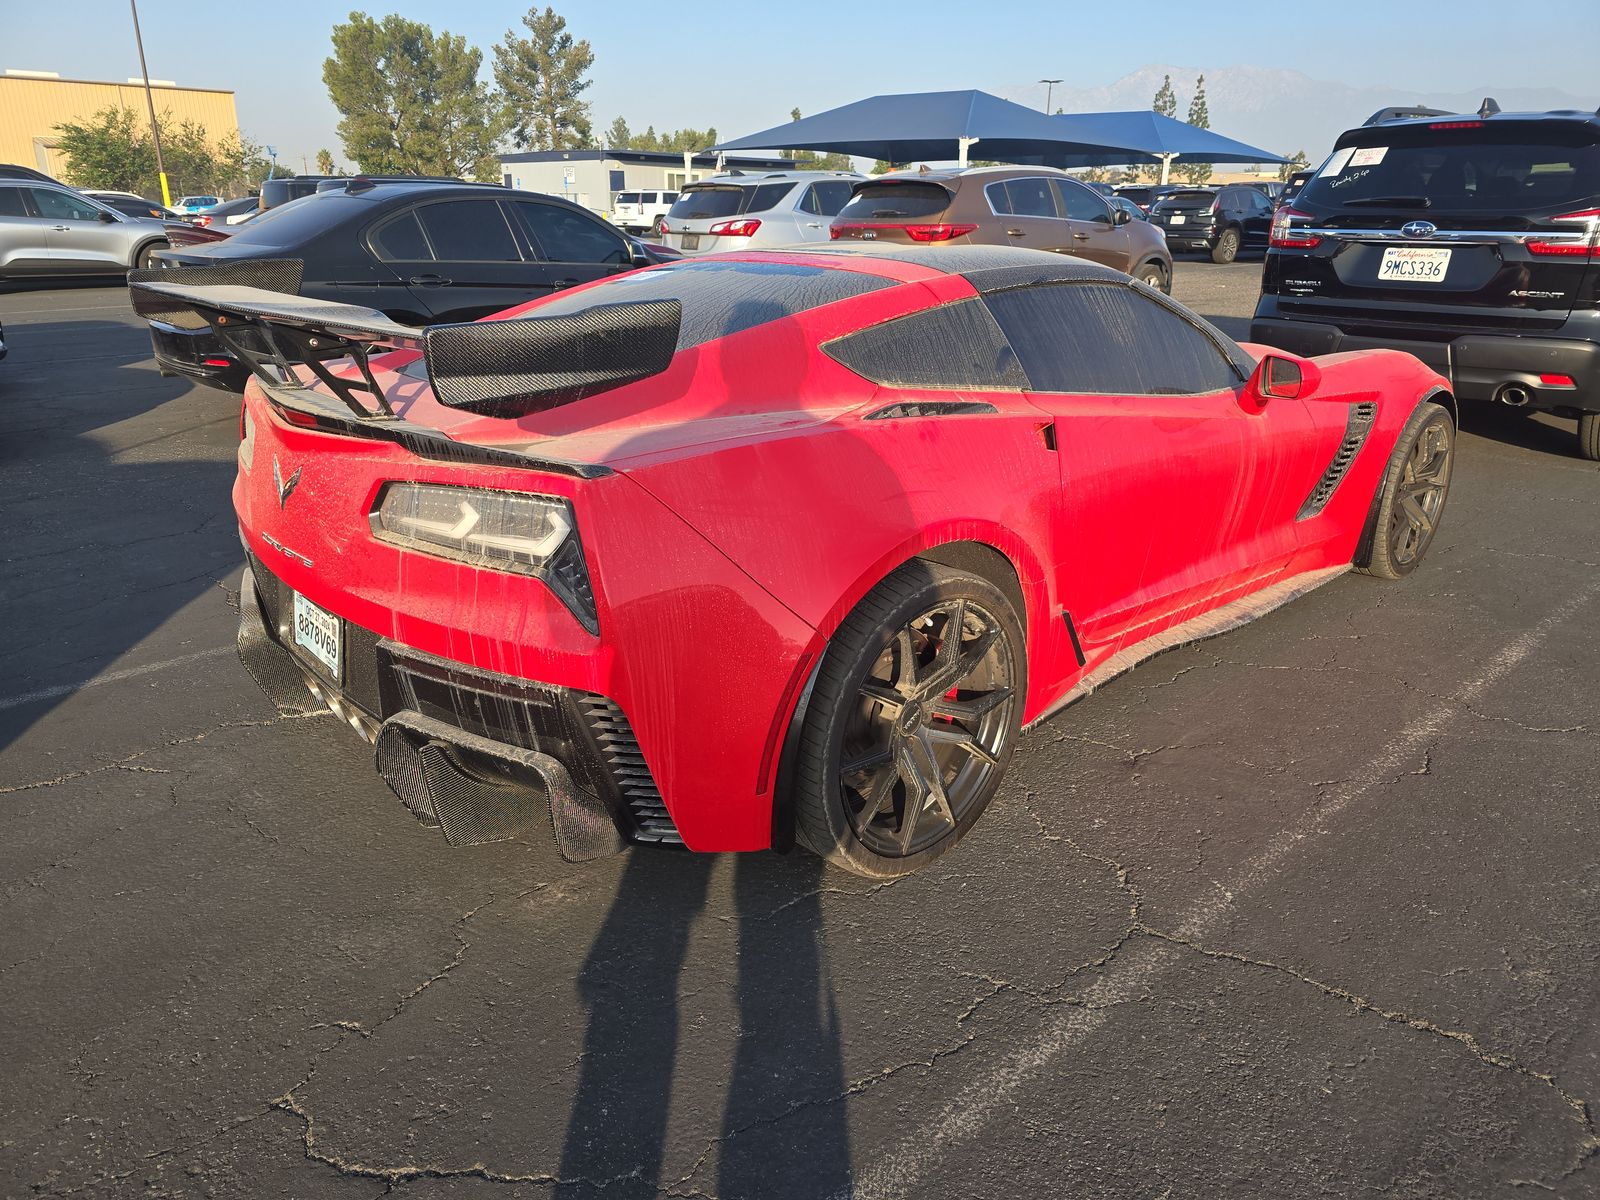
xmin=1023 ymin=564 xmax=1350 ymax=731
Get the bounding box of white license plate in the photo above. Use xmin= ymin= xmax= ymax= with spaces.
xmin=681 ymin=234 xmax=700 ymax=250
xmin=1168 ymin=214 xmax=1186 ymax=225
xmin=292 ymin=591 xmax=341 ymax=678
xmin=1378 ymin=246 xmax=1452 ymax=282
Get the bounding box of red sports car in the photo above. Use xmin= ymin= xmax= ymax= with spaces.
xmin=130 ymin=246 xmax=1455 ymax=877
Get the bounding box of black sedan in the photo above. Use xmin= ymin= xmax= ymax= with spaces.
xmin=145 ymin=180 xmax=678 ymax=392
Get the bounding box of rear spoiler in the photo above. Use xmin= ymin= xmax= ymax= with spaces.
xmin=127 ymin=261 xmax=682 ymax=424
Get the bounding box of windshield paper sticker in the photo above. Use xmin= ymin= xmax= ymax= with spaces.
xmin=1321 ymin=147 xmax=1355 ymax=176
xmin=1348 ymin=146 xmax=1388 ymax=168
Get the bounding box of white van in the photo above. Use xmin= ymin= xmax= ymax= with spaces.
xmin=610 ymin=190 xmax=678 ymax=234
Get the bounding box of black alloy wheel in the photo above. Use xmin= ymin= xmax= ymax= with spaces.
xmin=1357 ymin=401 xmax=1455 ymax=580
xmin=794 ymin=563 xmax=1024 ymax=877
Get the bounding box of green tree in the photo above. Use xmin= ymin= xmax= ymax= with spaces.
xmin=493 ymin=6 xmax=593 ymax=150
xmin=324 ymin=12 xmax=503 ymax=180
xmin=1178 ymin=74 xmax=1212 ymax=186
xmin=1278 ymin=148 xmax=1309 ymax=181
xmin=870 ymin=160 xmax=908 ymax=175
xmin=1152 ymin=73 xmax=1178 ymax=118
xmin=315 ymin=147 xmax=337 ymax=174
xmin=604 ymin=115 xmax=632 ymax=149
xmin=55 ymin=104 xmax=276 ymax=196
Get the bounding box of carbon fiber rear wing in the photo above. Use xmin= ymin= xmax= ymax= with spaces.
xmin=127 ymin=262 xmax=682 ymax=424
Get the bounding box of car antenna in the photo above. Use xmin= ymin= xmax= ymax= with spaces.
xmin=1478 ymin=97 xmax=1501 ymax=119
xmin=345 ymin=176 xmax=376 ymax=194
xmin=918 ymin=163 xmax=931 ymax=175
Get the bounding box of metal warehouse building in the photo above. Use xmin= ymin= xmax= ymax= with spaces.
xmin=0 ymin=69 xmax=240 ymax=182
xmin=499 ymin=148 xmax=797 ymax=217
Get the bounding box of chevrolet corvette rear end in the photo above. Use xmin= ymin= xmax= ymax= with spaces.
xmin=130 ymin=245 xmax=1456 ymax=877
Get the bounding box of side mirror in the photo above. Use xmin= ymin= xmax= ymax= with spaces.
xmin=1112 ymin=207 xmax=1131 ymax=226
xmin=629 ymin=241 xmax=652 ymax=267
xmin=1246 ymin=353 xmax=1321 ymax=405
xmin=98 ymin=209 xmax=117 ymax=223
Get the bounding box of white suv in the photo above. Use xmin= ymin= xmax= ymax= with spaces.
xmin=610 ymin=190 xmax=678 ymax=234
xmin=659 ymin=172 xmax=861 ymax=255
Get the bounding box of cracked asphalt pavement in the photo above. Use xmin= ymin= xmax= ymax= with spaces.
xmin=2 ymin=260 xmax=1597 ymax=1199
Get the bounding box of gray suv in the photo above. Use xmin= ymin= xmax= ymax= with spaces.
xmin=659 ymin=171 xmax=861 ymax=254
xmin=0 ymin=181 xmax=169 ymax=281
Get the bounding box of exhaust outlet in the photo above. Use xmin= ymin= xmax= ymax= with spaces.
xmin=1498 ymin=384 xmax=1531 ymax=407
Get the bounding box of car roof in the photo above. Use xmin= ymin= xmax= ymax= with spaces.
xmin=687 ymin=170 xmax=861 ymax=186
xmin=1337 ymin=105 xmax=1600 ymax=142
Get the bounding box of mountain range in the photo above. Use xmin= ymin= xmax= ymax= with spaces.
xmin=995 ymin=66 xmax=1598 ymax=162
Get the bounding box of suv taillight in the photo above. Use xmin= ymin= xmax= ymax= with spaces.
xmin=1529 ymin=210 xmax=1600 ymax=257
xmin=829 ymin=222 xmax=975 ymax=242
xmin=1270 ymin=207 xmax=1321 ymax=249
xmin=708 ymin=218 xmax=761 ymax=237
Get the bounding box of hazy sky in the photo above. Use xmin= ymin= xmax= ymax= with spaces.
xmin=6 ymin=0 xmax=1598 ymax=170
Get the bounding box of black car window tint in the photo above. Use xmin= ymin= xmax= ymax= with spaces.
xmin=984 ymin=282 xmax=1240 ymax=396
xmin=370 ymin=210 xmax=432 ymax=261
xmin=746 ymin=182 xmax=796 ymax=213
xmin=1003 ymin=177 xmax=1060 ymax=219
xmin=0 ymin=186 xmax=29 ymax=217
xmin=513 ymin=201 xmax=630 ymax=265
xmin=823 ymin=297 xmax=1027 ymax=391
xmin=815 ymin=181 xmax=854 ymax=215
xmin=837 ymin=183 xmax=953 ymax=221
xmin=1054 ymin=179 xmax=1109 ymax=222
xmin=30 ymin=188 xmax=101 ymax=221
xmin=415 ymin=200 xmax=521 ymax=262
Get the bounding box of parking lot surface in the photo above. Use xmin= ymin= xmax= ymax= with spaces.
xmin=2 ymin=260 xmax=1597 ymax=1199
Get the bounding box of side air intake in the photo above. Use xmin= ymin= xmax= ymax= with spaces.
xmin=580 ymin=697 xmax=683 ymax=845
xmin=1298 ymin=402 xmax=1378 ymax=520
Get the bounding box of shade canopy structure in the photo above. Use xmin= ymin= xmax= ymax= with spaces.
xmin=1048 ymin=110 xmax=1287 ymax=179
xmin=708 ymin=90 xmax=1144 ymax=168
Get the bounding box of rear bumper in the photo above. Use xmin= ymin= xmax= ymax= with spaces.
xmin=1156 ymin=222 xmax=1218 ymax=250
xmin=238 ymin=554 xmax=677 ymax=859
xmin=149 ymin=320 xmax=250 ymax=394
xmin=1249 ymin=311 xmax=1600 ymax=414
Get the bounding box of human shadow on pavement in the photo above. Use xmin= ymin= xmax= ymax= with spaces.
xmin=556 ymin=851 xmax=851 ymax=1200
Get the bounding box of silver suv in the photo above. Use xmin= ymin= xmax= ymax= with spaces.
xmin=0 ymin=181 xmax=169 ymax=280
xmin=659 ymin=171 xmax=861 ymax=254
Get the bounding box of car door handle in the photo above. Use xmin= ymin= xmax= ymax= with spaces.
xmin=408 ymin=274 xmax=451 ymax=286
xmin=805 ymin=222 xmax=823 ymax=228
xmin=1072 ymin=232 xmax=1091 ymax=241
xmin=51 ymin=224 xmax=70 ymax=231
xmin=552 ymin=277 xmax=580 ymax=289
xmin=1005 ymin=228 xmax=1025 ymax=238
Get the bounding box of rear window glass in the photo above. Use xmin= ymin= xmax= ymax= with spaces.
xmin=370 ymin=210 xmax=431 ymax=260
xmin=0 ymin=186 xmax=28 ymax=217
xmin=500 ymin=259 xmax=893 ymax=351
xmin=824 ymin=298 xmax=1026 ymax=391
xmin=668 ymin=182 xmax=794 ymax=219
xmin=615 ymin=192 xmax=641 ymax=205
xmin=1162 ymin=191 xmax=1216 ymax=206
xmin=1301 ymin=130 xmax=1600 ymax=214
xmin=836 ymin=183 xmax=951 ymax=221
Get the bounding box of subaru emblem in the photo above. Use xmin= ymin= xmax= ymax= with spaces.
xmin=1401 ymin=220 xmax=1437 ymax=239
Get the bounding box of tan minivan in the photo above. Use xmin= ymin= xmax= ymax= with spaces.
xmin=830 ymin=166 xmax=1174 ymax=292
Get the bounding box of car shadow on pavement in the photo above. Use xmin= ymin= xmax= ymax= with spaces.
xmin=0 ymin=313 xmax=240 ymax=758
xmin=1456 ymin=401 xmax=1590 ymax=460
xmin=557 ymin=851 xmax=851 ymax=1198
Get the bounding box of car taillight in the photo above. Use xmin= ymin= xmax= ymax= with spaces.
xmin=1270 ymin=207 xmax=1321 ymax=249
xmin=1553 ymin=209 xmax=1600 ymax=223
xmin=903 ymin=223 xmax=977 ymax=242
xmin=1429 ymin=120 xmax=1483 ymax=129
xmin=1526 ymin=239 xmax=1598 ymax=257
xmin=708 ymin=218 xmax=761 ymax=237
xmin=658 ymin=220 xmax=669 ymax=234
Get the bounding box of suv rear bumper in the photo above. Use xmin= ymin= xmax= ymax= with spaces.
xmin=1250 ymin=312 xmax=1600 ymax=414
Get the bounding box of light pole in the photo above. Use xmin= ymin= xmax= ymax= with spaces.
xmin=128 ymin=0 xmax=171 ymax=207
xmin=1039 ymin=79 xmax=1062 ymax=114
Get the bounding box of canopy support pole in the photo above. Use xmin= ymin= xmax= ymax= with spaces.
xmin=1159 ymin=152 xmax=1176 ymax=185
xmin=958 ymin=136 xmax=979 ymax=168
xmin=683 ymin=150 xmax=694 ymax=181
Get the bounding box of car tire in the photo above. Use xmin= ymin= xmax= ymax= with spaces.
xmin=793 ymin=561 xmax=1025 ymax=878
xmin=136 ymin=242 xmax=167 ymax=269
xmin=653 ymin=214 xmax=668 ymax=236
xmin=1210 ymin=227 xmax=1241 ymax=264
xmin=1135 ymin=261 xmax=1170 ymax=294
xmin=1578 ymin=411 xmax=1600 ymax=462
xmin=1356 ymin=401 xmax=1455 ymax=580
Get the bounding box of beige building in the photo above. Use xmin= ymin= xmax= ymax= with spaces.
xmin=0 ymin=69 xmax=239 ymax=182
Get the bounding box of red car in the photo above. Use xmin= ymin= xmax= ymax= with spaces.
xmin=130 ymin=246 xmax=1455 ymax=877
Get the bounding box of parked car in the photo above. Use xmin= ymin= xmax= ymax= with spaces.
xmin=1149 ymin=185 xmax=1275 ymax=263
xmin=190 ymin=196 xmax=262 ymax=228
xmin=0 ymin=179 xmax=168 ymax=280
xmin=610 ymin=189 xmax=678 ymax=235
xmin=1 ymin=163 xmax=59 ymax=183
xmin=83 ymin=190 xmax=183 ymax=221
xmin=1253 ymin=102 xmax=1600 ymax=460
xmin=1245 ymin=181 xmax=1286 ymax=203
xmin=659 ymin=171 xmax=861 ymax=254
xmin=130 ymin=243 xmax=1455 ymax=875
xmin=1113 ymin=184 xmax=1183 ymax=213
xmin=174 ymin=195 xmax=223 ymax=215
xmin=143 ymin=181 xmax=678 ymax=392
xmin=1081 ymin=180 xmax=1116 ymax=198
xmin=260 ymin=176 xmax=337 ymax=210
xmin=1275 ymin=169 xmax=1314 ymax=211
xmin=1110 ymin=194 xmax=1153 ymax=224
xmin=830 ymin=166 xmax=1175 ymax=292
